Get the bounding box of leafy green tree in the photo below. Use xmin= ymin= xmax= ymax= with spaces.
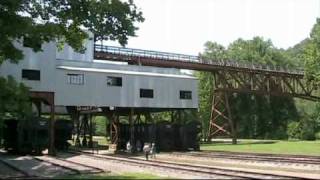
xmin=286 ymin=38 xmax=310 ymax=67
xmin=287 ymin=121 xmax=301 ymax=139
xmin=197 ymin=41 xmax=228 ymax=140
xmin=0 ymin=76 xmax=32 ymax=142
xmin=304 ymin=18 xmax=320 ymax=84
xmin=0 ymin=76 xmax=31 ymax=120
xmin=227 ymin=37 xmax=298 ymax=140
xmin=0 ymin=0 xmax=144 ymax=64
xmin=198 ymin=37 xmax=299 ymax=141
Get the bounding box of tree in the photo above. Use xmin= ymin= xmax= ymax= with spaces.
xmin=0 ymin=76 xmax=32 ymax=142
xmin=304 ymin=18 xmax=320 ymax=85
xmin=198 ymin=37 xmax=299 ymax=141
xmin=197 ymin=41 xmax=228 ymax=140
xmin=228 ymin=37 xmax=298 ymax=140
xmin=0 ymin=0 xmax=144 ymax=64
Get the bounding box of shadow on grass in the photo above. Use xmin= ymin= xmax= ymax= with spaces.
xmin=200 ymin=140 xmax=277 ymax=146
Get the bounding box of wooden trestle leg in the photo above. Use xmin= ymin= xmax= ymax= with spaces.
xmin=207 ymin=91 xmax=237 ymax=144
xmin=110 ymin=113 xmax=119 ymax=145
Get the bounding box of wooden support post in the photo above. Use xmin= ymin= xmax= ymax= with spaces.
xmin=48 ymin=102 xmax=56 ymax=155
xmin=82 ymin=115 xmax=88 ymax=147
xmin=34 ymin=101 xmax=42 ymax=117
xmin=170 ymin=110 xmax=174 ymax=123
xmin=75 ymin=113 xmax=81 ymax=147
xmin=129 ymin=108 xmax=135 ymax=153
xmin=108 ymin=111 xmax=119 ymax=146
xmin=88 ymin=114 xmax=93 ymax=148
xmin=105 ymin=114 xmax=109 ymax=141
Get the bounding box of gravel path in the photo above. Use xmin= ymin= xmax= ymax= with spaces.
xmin=155 ymin=153 xmax=320 ymax=179
xmin=58 ymin=152 xmax=214 ymax=179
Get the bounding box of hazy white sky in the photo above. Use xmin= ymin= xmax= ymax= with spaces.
xmin=107 ymin=0 xmax=320 ymax=55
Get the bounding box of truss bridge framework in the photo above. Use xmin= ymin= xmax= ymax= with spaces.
xmin=94 ymin=44 xmax=319 ymax=142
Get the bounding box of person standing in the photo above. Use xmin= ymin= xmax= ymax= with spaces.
xmin=143 ymin=143 xmax=151 ymax=160
xmin=126 ymin=141 xmax=132 ymax=153
xmin=150 ymin=143 xmax=156 ymax=159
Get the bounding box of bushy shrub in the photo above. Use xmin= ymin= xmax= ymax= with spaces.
xmin=287 ymin=122 xmax=300 ymax=140
xmin=288 ymin=118 xmax=317 ymax=140
xmin=315 ymin=132 xmax=320 ymax=140
xmin=300 ymin=118 xmax=316 ymax=140
xmin=94 ymin=116 xmax=107 ymax=136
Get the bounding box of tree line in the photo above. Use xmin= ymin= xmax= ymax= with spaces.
xmin=198 ymin=20 xmax=320 ymax=141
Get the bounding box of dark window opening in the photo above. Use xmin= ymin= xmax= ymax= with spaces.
xmin=67 ymin=74 xmax=84 ymax=85
xmin=107 ymin=76 xmax=122 ymax=86
xmin=140 ymin=89 xmax=154 ymax=98
xmin=180 ymin=91 xmax=192 ymax=99
xmin=22 ymin=69 xmax=40 ymax=81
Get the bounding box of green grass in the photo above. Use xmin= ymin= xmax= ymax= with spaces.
xmin=201 ymin=140 xmax=320 ymax=156
xmin=58 ymin=172 xmax=164 ymax=179
xmin=69 ymin=136 xmax=109 ymax=146
xmin=92 ymin=136 xmax=109 ymax=146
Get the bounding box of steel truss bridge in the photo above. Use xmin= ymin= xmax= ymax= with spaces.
xmin=94 ymin=44 xmax=319 ymax=143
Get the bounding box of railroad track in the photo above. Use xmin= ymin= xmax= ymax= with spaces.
xmin=33 ymin=155 xmax=104 ymax=175
xmin=171 ymin=151 xmax=320 ymax=165
xmin=201 ymin=150 xmax=320 ymax=159
xmin=68 ymin=150 xmax=299 ymax=179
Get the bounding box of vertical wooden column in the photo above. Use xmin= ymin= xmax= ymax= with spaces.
xmin=34 ymin=101 xmax=42 ymax=117
xmin=82 ymin=114 xmax=88 ymax=147
xmin=49 ymin=102 xmax=56 ymax=155
xmin=108 ymin=111 xmax=119 ymax=145
xmin=129 ymin=108 xmax=135 ymax=152
xmin=75 ymin=113 xmax=81 ymax=147
xmin=88 ymin=114 xmax=93 ymax=148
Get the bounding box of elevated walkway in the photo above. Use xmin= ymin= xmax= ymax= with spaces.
xmin=94 ymin=44 xmax=304 ymax=77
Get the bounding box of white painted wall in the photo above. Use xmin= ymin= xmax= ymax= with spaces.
xmin=56 ymin=32 xmax=94 ymax=62
xmin=0 ymin=37 xmax=198 ymax=109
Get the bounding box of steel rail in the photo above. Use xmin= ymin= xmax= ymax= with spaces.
xmin=68 ymin=150 xmax=299 ymax=179
xmin=171 ymin=151 xmax=320 ymax=165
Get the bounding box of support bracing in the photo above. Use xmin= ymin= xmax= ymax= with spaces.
xmin=207 ymin=91 xmax=237 ymax=144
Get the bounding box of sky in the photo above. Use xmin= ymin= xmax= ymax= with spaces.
xmin=107 ymin=0 xmax=320 ymax=55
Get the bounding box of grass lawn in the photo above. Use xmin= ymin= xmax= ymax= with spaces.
xmin=201 ymin=140 xmax=320 ymax=156
xmin=58 ymin=172 xmax=164 ymax=179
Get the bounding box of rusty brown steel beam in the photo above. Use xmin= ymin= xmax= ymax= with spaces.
xmin=213 ymin=70 xmax=319 ymax=101
xmin=94 ymin=52 xmax=304 ymax=77
xmin=214 ymin=89 xmax=319 ymax=101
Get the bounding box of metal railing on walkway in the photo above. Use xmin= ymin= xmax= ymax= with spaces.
xmin=94 ymin=44 xmax=304 ymax=75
